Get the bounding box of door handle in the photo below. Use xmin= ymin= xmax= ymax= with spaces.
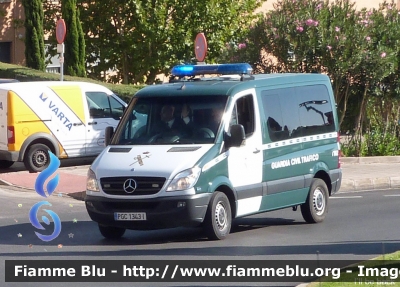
xmin=88 ymin=122 xmax=98 ymax=125
xmin=73 ymin=123 xmax=83 ymax=126
xmin=253 ymin=148 xmax=261 ymax=154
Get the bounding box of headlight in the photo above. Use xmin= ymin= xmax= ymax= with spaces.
xmin=166 ymin=167 xmax=201 ymax=192
xmin=86 ymin=169 xmax=100 ymax=192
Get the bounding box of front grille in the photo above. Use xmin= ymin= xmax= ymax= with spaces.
xmin=100 ymin=176 xmax=166 ymax=196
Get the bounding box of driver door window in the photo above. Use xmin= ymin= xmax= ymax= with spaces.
xmin=230 ymin=95 xmax=255 ymax=137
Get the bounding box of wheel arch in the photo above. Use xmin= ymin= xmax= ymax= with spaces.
xmin=206 ymin=175 xmax=237 ymax=218
xmin=212 ymin=184 xmax=237 ymax=219
xmin=18 ymin=133 xmax=60 ymax=161
xmin=314 ymin=170 xmax=332 ymax=195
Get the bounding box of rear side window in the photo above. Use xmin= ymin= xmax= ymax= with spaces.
xmin=296 ymin=85 xmax=335 ymax=136
xmin=261 ymin=85 xmax=335 ymax=142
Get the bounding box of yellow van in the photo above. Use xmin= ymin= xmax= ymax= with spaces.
xmin=0 ymin=81 xmax=126 ymax=172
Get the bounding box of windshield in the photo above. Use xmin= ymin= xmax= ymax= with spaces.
xmin=112 ymin=96 xmax=228 ymax=145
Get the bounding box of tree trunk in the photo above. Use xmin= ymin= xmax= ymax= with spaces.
xmin=354 ymin=83 xmax=369 ymax=156
xmin=122 ymin=51 xmax=129 ymax=84
xmin=339 ymin=81 xmax=350 ymax=127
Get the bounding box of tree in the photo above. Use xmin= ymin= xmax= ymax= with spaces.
xmin=223 ymin=0 xmax=400 ymax=156
xmin=62 ymin=0 xmax=86 ymax=77
xmin=77 ymin=0 xmax=262 ymax=84
xmin=22 ymin=0 xmax=45 ymax=71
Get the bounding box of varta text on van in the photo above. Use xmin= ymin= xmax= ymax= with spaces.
xmin=0 ymin=81 xmax=126 ymax=172
xmin=85 ymin=64 xmax=342 ymax=240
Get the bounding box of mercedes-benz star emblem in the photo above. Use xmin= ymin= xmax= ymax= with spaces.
xmin=123 ymin=179 xmax=137 ymax=194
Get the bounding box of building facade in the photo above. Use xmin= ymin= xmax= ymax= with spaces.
xmin=0 ymin=0 xmax=25 ymax=65
xmin=0 ymin=0 xmax=399 ymax=68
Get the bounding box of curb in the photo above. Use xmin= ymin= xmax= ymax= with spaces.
xmin=0 ymin=178 xmax=13 ymax=186
xmin=341 ymin=156 xmax=400 ymax=164
xmin=0 ymin=176 xmax=86 ymax=201
xmin=1 ymin=157 xmax=400 ymax=195
xmin=340 ymin=156 xmax=400 ymax=192
xmin=340 ymin=177 xmax=400 ymax=192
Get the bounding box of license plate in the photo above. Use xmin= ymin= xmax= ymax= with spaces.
xmin=114 ymin=212 xmax=146 ymax=221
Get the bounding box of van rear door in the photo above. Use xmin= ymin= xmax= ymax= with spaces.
xmin=0 ymin=90 xmax=8 ymax=150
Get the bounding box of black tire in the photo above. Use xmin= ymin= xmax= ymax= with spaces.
xmin=98 ymin=224 xmax=126 ymax=239
xmin=23 ymin=143 xmax=51 ymax=173
xmin=204 ymin=191 xmax=232 ymax=240
xmin=0 ymin=160 xmax=14 ymax=169
xmin=301 ymin=178 xmax=329 ymax=223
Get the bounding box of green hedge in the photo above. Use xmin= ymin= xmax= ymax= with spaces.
xmin=0 ymin=62 xmax=144 ymax=103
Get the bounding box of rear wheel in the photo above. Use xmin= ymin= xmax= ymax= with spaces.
xmin=98 ymin=224 xmax=126 ymax=239
xmin=0 ymin=160 xmax=14 ymax=169
xmin=23 ymin=143 xmax=51 ymax=173
xmin=301 ymin=178 xmax=329 ymax=223
xmin=204 ymin=191 xmax=232 ymax=240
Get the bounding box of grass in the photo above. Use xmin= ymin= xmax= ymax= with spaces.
xmin=307 ymin=251 xmax=400 ymax=286
xmin=0 ymin=62 xmax=145 ymax=103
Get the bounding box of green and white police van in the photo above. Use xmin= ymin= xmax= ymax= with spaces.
xmin=85 ymin=63 xmax=342 ymax=240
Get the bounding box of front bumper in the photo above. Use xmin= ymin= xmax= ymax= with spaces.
xmin=85 ymin=193 xmax=212 ymax=230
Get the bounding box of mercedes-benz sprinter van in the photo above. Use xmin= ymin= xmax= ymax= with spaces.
xmin=85 ymin=64 xmax=342 ymax=240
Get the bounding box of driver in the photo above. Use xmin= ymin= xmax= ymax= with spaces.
xmin=153 ymin=104 xmax=187 ymax=135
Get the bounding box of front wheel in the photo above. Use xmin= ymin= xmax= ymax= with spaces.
xmin=204 ymin=191 xmax=232 ymax=240
xmin=301 ymin=178 xmax=329 ymax=223
xmin=98 ymin=224 xmax=126 ymax=239
xmin=23 ymin=143 xmax=51 ymax=173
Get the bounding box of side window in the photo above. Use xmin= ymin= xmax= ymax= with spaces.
xmin=86 ymin=92 xmax=124 ymax=119
xmin=109 ymin=96 xmax=124 ymax=119
xmin=231 ymin=95 xmax=255 ymax=137
xmin=296 ymin=85 xmax=335 ymax=135
xmin=262 ymin=85 xmax=334 ymax=142
xmin=262 ymin=88 xmax=300 ymax=142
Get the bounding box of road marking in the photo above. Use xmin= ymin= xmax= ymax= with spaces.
xmin=331 ymin=196 xmax=362 ymax=199
xmin=384 ymin=194 xmax=400 ymax=197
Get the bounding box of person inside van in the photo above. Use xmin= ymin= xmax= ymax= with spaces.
xmin=180 ymin=104 xmax=196 ymax=136
xmin=153 ymin=104 xmax=187 ymax=135
xmin=209 ymin=107 xmax=224 ymax=135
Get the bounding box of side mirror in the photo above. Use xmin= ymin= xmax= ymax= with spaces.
xmin=224 ymin=124 xmax=245 ymax=148
xmin=105 ymin=126 xmax=114 ymax=146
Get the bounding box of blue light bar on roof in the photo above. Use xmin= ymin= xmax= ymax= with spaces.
xmin=171 ymin=63 xmax=253 ymax=77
